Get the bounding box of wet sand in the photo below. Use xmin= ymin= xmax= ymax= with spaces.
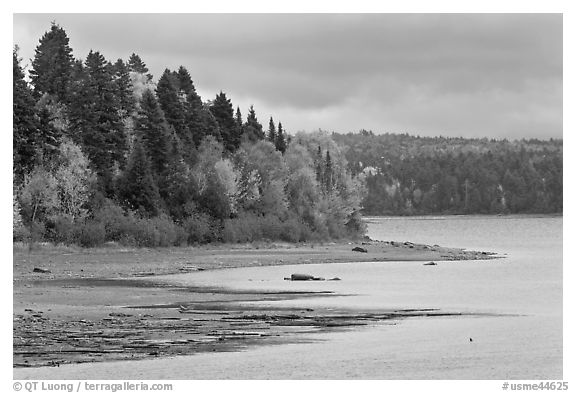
xmin=13 ymin=240 xmax=498 ymax=373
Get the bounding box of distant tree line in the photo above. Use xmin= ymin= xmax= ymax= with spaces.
xmin=13 ymin=23 xmax=365 ymax=247
xmin=333 ymin=131 xmax=562 ymax=216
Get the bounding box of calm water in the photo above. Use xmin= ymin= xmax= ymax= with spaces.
xmin=15 ymin=216 xmax=563 ymax=380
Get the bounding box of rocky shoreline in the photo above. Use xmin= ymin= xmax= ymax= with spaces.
xmin=13 ymin=240 xmax=500 ymax=369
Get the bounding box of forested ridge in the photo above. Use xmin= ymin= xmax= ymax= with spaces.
xmin=13 ymin=23 xmax=365 ymax=247
xmin=333 ymin=131 xmax=562 ymax=216
xmin=13 ymin=24 xmax=562 ymax=248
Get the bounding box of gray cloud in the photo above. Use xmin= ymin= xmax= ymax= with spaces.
xmin=13 ymin=13 xmax=562 ymax=139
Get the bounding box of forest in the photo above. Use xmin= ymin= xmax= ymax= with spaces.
xmin=13 ymin=24 xmax=562 ymax=248
xmin=333 ymin=131 xmax=562 ymax=216
xmin=13 ymin=23 xmax=365 ymax=247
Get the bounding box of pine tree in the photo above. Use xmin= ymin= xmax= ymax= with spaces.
xmin=29 ymin=23 xmax=74 ymax=101
xmin=135 ymin=89 xmax=170 ymax=176
xmin=197 ymin=108 xmax=222 ymax=146
xmin=242 ymin=105 xmax=264 ymax=142
xmin=178 ymin=69 xmax=213 ymax=150
xmin=13 ymin=48 xmax=41 ymax=180
xmin=112 ymin=59 xmax=135 ymax=116
xmin=321 ymin=150 xmax=333 ymax=192
xmin=235 ymin=107 xmax=243 ymax=129
xmin=267 ymin=117 xmax=276 ymax=143
xmin=68 ymin=51 xmax=127 ymax=193
xmin=210 ymin=92 xmax=239 ymax=152
xmin=66 ymin=60 xmax=89 ymax=146
xmin=36 ymin=106 xmax=62 ymax=160
xmin=275 ymin=122 xmax=287 ymax=154
xmin=235 ymin=106 xmax=244 ymax=142
xmin=315 ymin=146 xmax=323 ymax=184
xmin=160 ymin=133 xmax=192 ymax=220
xmin=117 ymin=139 xmax=161 ymax=216
xmin=157 ymin=69 xmax=187 ymax=141
xmin=128 ymin=53 xmax=152 ymax=80
xmin=177 ymin=66 xmax=195 ymax=96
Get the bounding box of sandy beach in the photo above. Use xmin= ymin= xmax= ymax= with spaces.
xmin=13 ymin=239 xmax=497 ymax=372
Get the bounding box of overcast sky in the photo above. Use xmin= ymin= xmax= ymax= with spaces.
xmin=13 ymin=13 xmax=562 ymax=139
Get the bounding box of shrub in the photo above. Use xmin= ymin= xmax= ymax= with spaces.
xmin=116 ymin=217 xmax=158 ymax=247
xmin=29 ymin=221 xmax=46 ymax=243
xmin=13 ymin=197 xmax=29 ymax=242
xmin=75 ymin=220 xmax=106 ymax=247
xmin=222 ymin=213 xmax=311 ymax=243
xmin=279 ymin=216 xmax=306 ymax=242
xmin=93 ymin=200 xmax=129 ymax=241
xmin=223 ymin=217 xmax=251 ymax=243
xmin=260 ymin=215 xmax=283 ymax=240
xmin=184 ymin=213 xmax=220 ymax=244
xmin=345 ymin=211 xmax=366 ymax=238
xmin=46 ymin=214 xmax=76 ymax=244
xmin=149 ymin=215 xmax=187 ymax=247
xmin=13 ymin=224 xmax=30 ymax=242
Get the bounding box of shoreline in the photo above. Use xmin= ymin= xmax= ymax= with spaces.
xmin=364 ymin=213 xmax=563 ymax=221
xmin=13 ymin=239 xmax=500 ymax=372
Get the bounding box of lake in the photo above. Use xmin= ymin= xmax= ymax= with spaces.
xmin=15 ymin=215 xmax=563 ymax=379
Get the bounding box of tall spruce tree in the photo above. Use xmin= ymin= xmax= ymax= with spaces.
xmin=160 ymin=133 xmax=192 ymax=220
xmin=275 ymin=122 xmax=287 ymax=154
xmin=157 ymin=69 xmax=188 ymax=141
xmin=127 ymin=53 xmax=152 ymax=80
xmin=68 ymin=51 xmax=127 ymax=194
xmin=235 ymin=107 xmax=244 ymax=141
xmin=315 ymin=146 xmax=323 ymax=183
xmin=267 ymin=117 xmax=276 ymax=143
xmin=197 ymin=107 xmax=222 ymax=146
xmin=117 ymin=139 xmax=161 ymax=216
xmin=324 ymin=150 xmax=333 ymax=192
xmin=210 ymin=92 xmax=239 ymax=152
xmin=112 ymin=59 xmax=135 ymax=116
xmin=135 ymin=89 xmax=170 ymax=176
xmin=36 ymin=106 xmax=62 ymax=160
xmin=29 ymin=23 xmax=74 ymax=101
xmin=176 ymin=66 xmax=195 ymax=96
xmin=242 ymin=105 xmax=264 ymax=142
xmin=13 ymin=48 xmax=41 ymax=180
xmin=235 ymin=107 xmax=243 ymax=129
xmin=178 ymin=67 xmax=214 ymax=150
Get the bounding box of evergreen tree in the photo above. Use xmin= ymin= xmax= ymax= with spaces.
xmin=157 ymin=69 xmax=187 ymax=141
xmin=112 ymin=59 xmax=135 ymax=115
xmin=315 ymin=145 xmax=323 ymax=183
xmin=177 ymin=66 xmax=195 ymax=96
xmin=29 ymin=23 xmax=74 ymax=101
xmin=275 ymin=122 xmax=287 ymax=154
xmin=197 ymin=107 xmax=222 ymax=145
xmin=66 ymin=60 xmax=89 ymax=146
xmin=13 ymin=48 xmax=40 ymax=180
xmin=179 ymin=70 xmax=215 ymax=150
xmin=267 ymin=117 xmax=276 ymax=143
xmin=135 ymin=89 xmax=170 ymax=176
xmin=117 ymin=139 xmax=161 ymax=216
xmin=210 ymin=92 xmax=239 ymax=152
xmin=127 ymin=53 xmax=152 ymax=80
xmin=242 ymin=105 xmax=264 ymax=142
xmin=235 ymin=107 xmax=243 ymax=129
xmin=160 ymin=133 xmax=192 ymax=220
xmin=325 ymin=151 xmax=333 ymax=192
xmin=235 ymin=106 xmax=244 ymax=142
xmin=68 ymin=51 xmax=127 ymax=194
xmin=184 ymin=99 xmax=208 ymax=150
xmin=36 ymin=106 xmax=62 ymax=160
